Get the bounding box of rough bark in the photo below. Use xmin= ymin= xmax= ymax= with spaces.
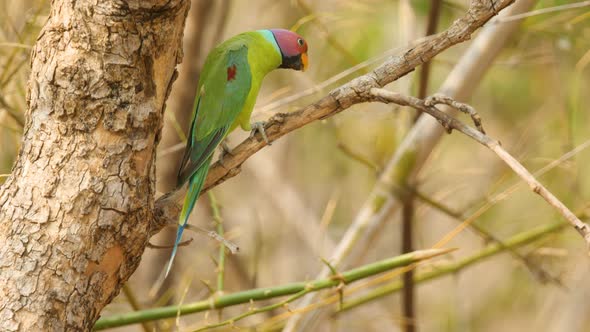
xmin=0 ymin=0 xmax=190 ymax=330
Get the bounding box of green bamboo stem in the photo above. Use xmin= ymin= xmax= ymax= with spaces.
xmin=194 ymin=290 xmax=310 ymax=331
xmin=412 ymin=188 xmax=562 ymax=285
xmin=122 ymin=285 xmax=153 ymax=332
xmin=339 ymin=222 xmax=566 ymax=312
xmin=94 ymin=248 xmax=452 ymax=330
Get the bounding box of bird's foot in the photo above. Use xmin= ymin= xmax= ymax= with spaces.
xmin=249 ymin=121 xmax=271 ymax=145
xmin=218 ymin=141 xmax=233 ymax=166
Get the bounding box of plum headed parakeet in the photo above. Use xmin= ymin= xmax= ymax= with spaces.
xmin=164 ymin=29 xmax=309 ymax=277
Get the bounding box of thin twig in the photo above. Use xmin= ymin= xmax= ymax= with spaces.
xmin=337 ymin=142 xmax=380 ymax=173
xmin=295 ymin=0 xmax=360 ymax=67
xmin=208 ymin=192 xmax=226 ymax=296
xmin=492 ymin=0 xmax=590 ymax=23
xmin=426 ymin=138 xmax=590 ymax=259
xmin=0 ymin=42 xmax=32 ymax=49
xmin=194 ymin=290 xmax=309 ymax=332
xmin=0 ymin=94 xmax=24 ymax=127
xmin=147 ymin=238 xmax=193 ymax=249
xmin=370 ymin=88 xmax=590 ymax=249
xmin=424 ymin=93 xmax=485 ymax=133
xmin=151 ymin=223 xmax=239 ymax=254
xmin=158 ymin=142 xmax=185 ymax=159
xmin=417 ymin=0 xmax=442 ymax=100
xmin=411 ymin=188 xmax=563 ymax=286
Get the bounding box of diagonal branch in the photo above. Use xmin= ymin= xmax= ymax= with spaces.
xmin=370 ymin=88 xmax=590 ymax=248
xmin=152 ymin=0 xmax=517 ymax=232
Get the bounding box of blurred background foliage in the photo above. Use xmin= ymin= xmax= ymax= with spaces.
xmin=2 ymin=0 xmax=590 ymax=331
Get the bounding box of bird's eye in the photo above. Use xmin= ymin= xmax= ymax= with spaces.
xmin=297 ymin=38 xmax=304 ymax=46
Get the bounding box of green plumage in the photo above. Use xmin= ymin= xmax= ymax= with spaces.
xmin=164 ymin=31 xmax=283 ymax=277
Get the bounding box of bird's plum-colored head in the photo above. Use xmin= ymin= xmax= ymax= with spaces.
xmin=270 ymin=29 xmax=309 ymax=71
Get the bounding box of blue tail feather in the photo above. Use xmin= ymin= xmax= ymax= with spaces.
xmin=162 ymin=159 xmax=211 ymax=279
xmin=164 ymin=223 xmax=186 ymax=279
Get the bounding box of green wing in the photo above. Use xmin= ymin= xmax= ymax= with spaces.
xmin=177 ymin=45 xmax=252 ymax=187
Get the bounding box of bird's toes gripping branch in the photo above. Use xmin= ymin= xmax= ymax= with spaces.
xmin=218 ymin=140 xmax=234 ymax=166
xmin=250 ymin=121 xmax=271 ymax=145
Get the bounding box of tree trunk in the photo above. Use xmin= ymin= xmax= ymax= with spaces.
xmin=0 ymin=0 xmax=190 ymax=330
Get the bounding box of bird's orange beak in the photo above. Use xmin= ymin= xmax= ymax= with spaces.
xmin=301 ymin=52 xmax=308 ymax=71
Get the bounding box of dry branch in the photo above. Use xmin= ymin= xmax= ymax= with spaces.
xmin=370 ymin=88 xmax=590 ymax=247
xmin=151 ymin=0 xmax=517 ymax=232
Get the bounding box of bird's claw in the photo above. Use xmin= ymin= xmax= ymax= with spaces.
xmin=218 ymin=141 xmax=233 ymax=166
xmin=250 ymin=121 xmax=271 ymax=145
xmin=221 ymin=141 xmax=232 ymax=154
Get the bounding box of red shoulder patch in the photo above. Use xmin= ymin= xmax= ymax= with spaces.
xmin=227 ymin=64 xmax=237 ymax=81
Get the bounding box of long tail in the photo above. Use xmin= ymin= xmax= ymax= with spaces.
xmin=163 ymin=161 xmax=211 ymax=279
